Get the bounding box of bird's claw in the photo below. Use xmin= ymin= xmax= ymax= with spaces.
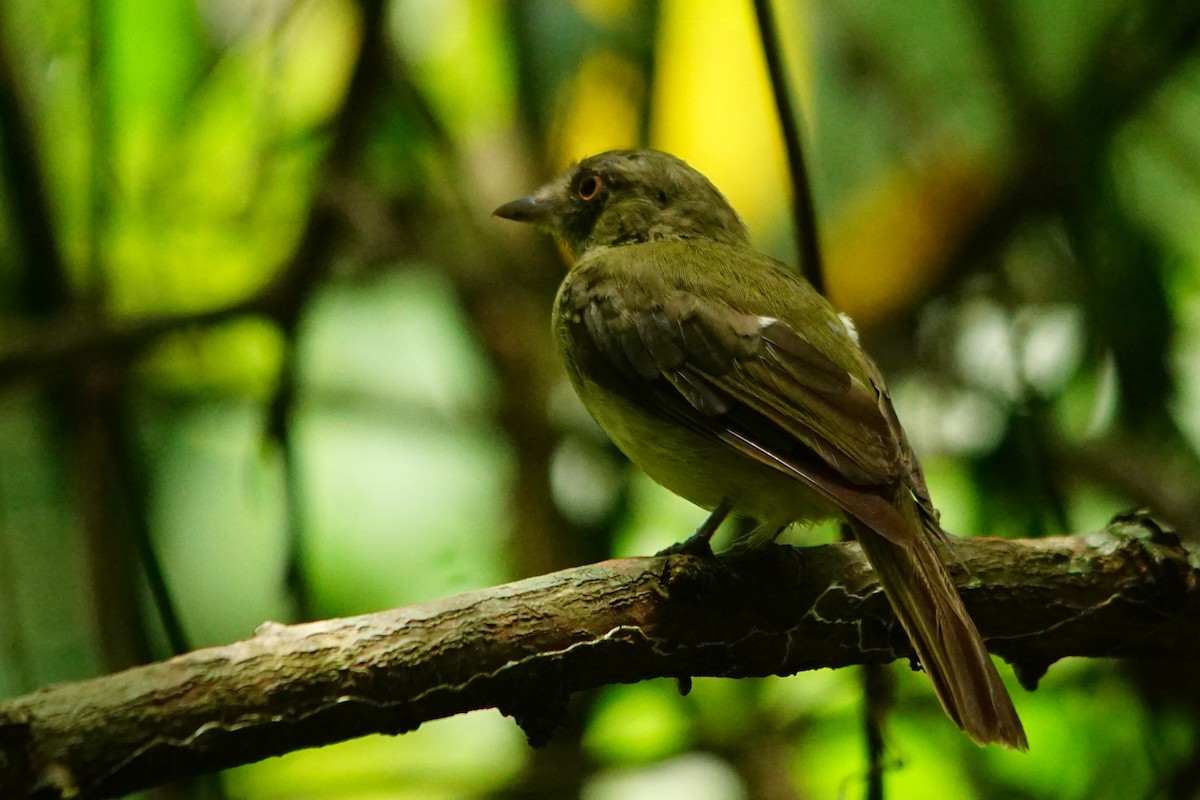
xmin=656 ymin=530 xmax=717 ymax=558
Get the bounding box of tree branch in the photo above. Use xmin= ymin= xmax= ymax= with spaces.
xmin=0 ymin=517 xmax=1195 ymax=799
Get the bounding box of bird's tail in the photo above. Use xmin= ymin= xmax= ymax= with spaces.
xmin=851 ymin=517 xmax=1028 ymax=750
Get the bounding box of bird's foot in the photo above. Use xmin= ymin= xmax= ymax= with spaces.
xmin=654 ymin=499 xmax=733 ymax=559
xmin=656 ymin=530 xmax=717 ymax=558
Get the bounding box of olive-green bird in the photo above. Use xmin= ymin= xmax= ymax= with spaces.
xmin=494 ymin=149 xmax=1026 ymax=749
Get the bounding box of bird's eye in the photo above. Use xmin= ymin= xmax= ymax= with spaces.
xmin=577 ymin=175 xmax=602 ymax=201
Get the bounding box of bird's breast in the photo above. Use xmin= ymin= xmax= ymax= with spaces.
xmin=552 ymin=286 xmax=838 ymax=529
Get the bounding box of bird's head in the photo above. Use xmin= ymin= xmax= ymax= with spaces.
xmin=494 ymin=150 xmax=749 ymax=261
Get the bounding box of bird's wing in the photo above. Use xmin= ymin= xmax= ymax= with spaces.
xmin=561 ymin=256 xmax=922 ymax=543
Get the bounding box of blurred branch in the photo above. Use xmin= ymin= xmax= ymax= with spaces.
xmin=503 ymin=1 xmax=551 ymax=158
xmin=385 ymin=43 xmax=595 ymax=577
xmin=0 ymin=8 xmax=178 ymax=674
xmin=751 ymin=0 xmax=824 ymax=292
xmin=84 ymin=0 xmax=109 ymax=301
xmin=954 ymin=1 xmax=1200 ymax=288
xmin=0 ymin=507 xmax=34 ymax=693
xmin=1 ymin=516 xmax=1195 ymax=800
xmin=70 ymin=370 xmax=156 ymax=668
xmin=267 ymin=0 xmax=389 ymax=620
xmin=1053 ymin=435 xmax=1200 ymax=542
xmin=0 ymin=32 xmax=66 ymax=694
xmin=0 ymin=34 xmax=71 ymax=312
xmin=848 ymin=2 xmax=1200 ymax=320
xmin=0 ymin=300 xmax=260 ymax=387
xmin=861 ymin=662 xmax=891 ymax=800
xmin=111 ymin=396 xmax=192 ymax=656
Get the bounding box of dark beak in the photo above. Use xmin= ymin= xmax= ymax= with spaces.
xmin=493 ymin=195 xmax=553 ymax=223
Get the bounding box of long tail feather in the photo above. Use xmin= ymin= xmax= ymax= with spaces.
xmin=851 ymin=517 xmax=1027 ymax=750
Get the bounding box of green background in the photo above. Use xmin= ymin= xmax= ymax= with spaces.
xmin=1 ymin=1 xmax=1198 ymax=798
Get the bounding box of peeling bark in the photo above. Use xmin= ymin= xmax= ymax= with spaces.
xmin=0 ymin=518 xmax=1196 ymax=799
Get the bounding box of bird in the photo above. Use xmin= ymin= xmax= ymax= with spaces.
xmin=493 ymin=149 xmax=1027 ymax=749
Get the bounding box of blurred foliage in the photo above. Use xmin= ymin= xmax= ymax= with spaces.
xmin=1 ymin=0 xmax=1199 ymax=798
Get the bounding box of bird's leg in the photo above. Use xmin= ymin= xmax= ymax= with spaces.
xmin=662 ymin=500 xmax=733 ymax=696
xmin=722 ymin=519 xmax=784 ymax=556
xmin=656 ymin=498 xmax=733 ymax=558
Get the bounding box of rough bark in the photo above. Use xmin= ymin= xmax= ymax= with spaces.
xmin=1 ymin=516 xmax=1196 ymax=799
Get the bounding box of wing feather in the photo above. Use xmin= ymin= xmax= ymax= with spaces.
xmin=559 ymin=245 xmax=916 ymax=537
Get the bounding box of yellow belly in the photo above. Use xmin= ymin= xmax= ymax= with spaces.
xmin=571 ymin=373 xmax=840 ymax=531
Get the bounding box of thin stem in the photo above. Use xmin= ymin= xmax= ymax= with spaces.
xmin=751 ymin=0 xmax=824 ymax=293
xmin=861 ymin=663 xmax=891 ymax=800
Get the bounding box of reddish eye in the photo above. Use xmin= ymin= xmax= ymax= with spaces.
xmin=577 ymin=175 xmax=602 ymax=201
